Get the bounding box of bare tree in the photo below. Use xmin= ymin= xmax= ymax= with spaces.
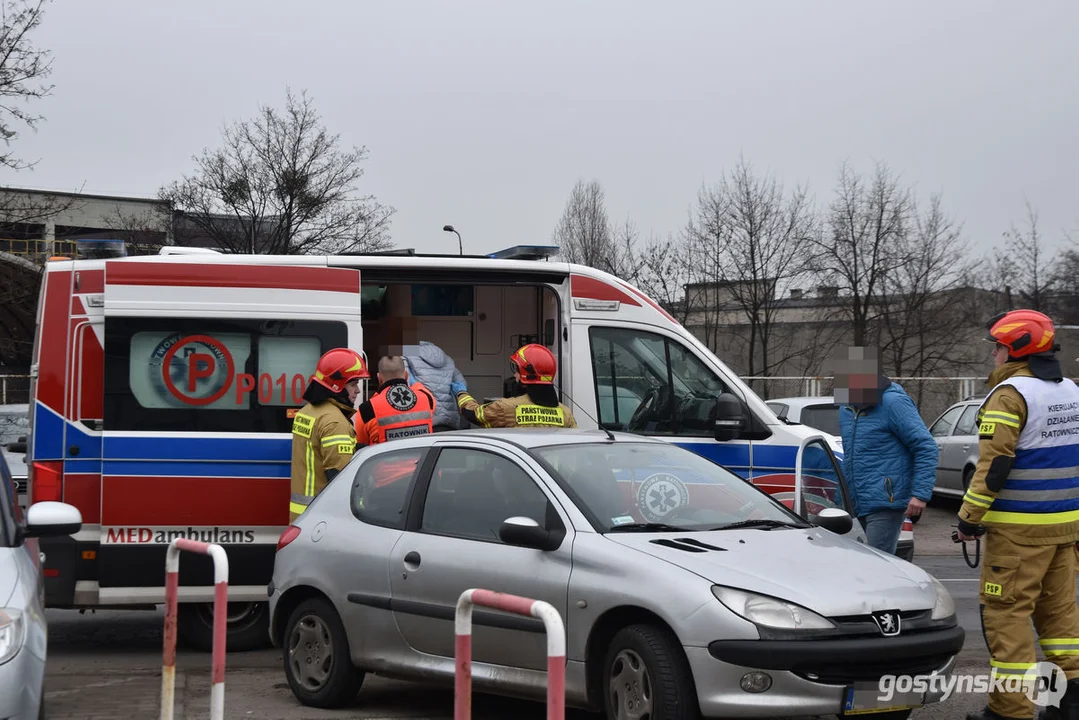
xmin=552 ymin=179 xmax=619 ymax=270
xmin=989 ymin=199 xmax=1060 ymax=313
xmin=684 ymin=158 xmax=816 ymax=378
xmin=0 ymin=0 xmax=53 ymax=171
xmin=810 ymin=160 xmax=913 ymax=347
xmin=160 ymin=88 xmax=395 ymax=255
xmin=877 ymin=193 xmax=983 ymax=377
xmin=635 ymin=232 xmax=691 ymax=322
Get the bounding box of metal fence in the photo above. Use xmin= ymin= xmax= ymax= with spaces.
xmin=0 ymin=375 xmax=30 ymax=405
xmin=742 ymin=375 xmax=1079 ymax=425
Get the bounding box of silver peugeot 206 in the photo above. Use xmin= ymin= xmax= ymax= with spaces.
xmin=268 ymin=429 xmax=964 ymax=720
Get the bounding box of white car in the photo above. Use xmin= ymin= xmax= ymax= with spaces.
xmin=1 ymin=445 xmax=84 ymax=719
xmin=0 ymin=404 xmax=28 ymax=512
xmin=767 ymin=396 xmax=915 ymax=562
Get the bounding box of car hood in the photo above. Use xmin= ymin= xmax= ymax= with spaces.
xmin=605 ymin=526 xmax=935 ymax=617
xmin=0 ymin=550 xmax=18 ymax=607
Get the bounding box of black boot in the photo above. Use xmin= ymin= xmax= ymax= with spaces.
xmin=1039 ymin=680 xmax=1079 ymax=720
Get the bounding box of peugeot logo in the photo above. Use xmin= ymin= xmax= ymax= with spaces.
xmin=872 ymin=610 xmax=901 ymax=636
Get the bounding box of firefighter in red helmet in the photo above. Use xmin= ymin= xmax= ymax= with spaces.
xmin=289 ymin=348 xmax=369 ymax=521
xmin=452 ymin=344 xmax=577 ymax=428
xmin=958 ymin=310 xmax=1079 ymax=720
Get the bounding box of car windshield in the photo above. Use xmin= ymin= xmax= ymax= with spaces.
xmin=531 ymin=441 xmax=809 ymax=532
xmin=0 ymin=409 xmax=29 ymax=446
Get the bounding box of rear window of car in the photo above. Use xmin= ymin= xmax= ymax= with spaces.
xmin=800 ymin=404 xmax=840 ymax=436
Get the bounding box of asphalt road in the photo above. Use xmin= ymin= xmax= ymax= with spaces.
xmin=40 ymin=497 xmax=1071 ymax=719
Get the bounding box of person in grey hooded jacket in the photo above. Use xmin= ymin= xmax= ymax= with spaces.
xmin=403 ymin=341 xmax=469 ymax=431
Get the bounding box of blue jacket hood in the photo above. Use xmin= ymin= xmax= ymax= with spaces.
xmin=404 ymin=341 xmax=468 ymax=430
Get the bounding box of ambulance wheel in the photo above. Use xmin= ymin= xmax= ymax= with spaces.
xmin=177 ymin=601 xmax=271 ymax=652
xmin=283 ymin=597 xmax=364 ymax=708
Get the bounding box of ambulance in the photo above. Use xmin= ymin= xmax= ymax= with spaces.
xmin=25 ymin=241 xmax=897 ymax=651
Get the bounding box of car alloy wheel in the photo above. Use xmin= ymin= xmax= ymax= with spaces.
xmin=288 ymin=613 xmax=334 ymax=692
xmin=602 ymin=624 xmax=700 ymax=720
xmin=282 ymin=597 xmax=364 ymax=708
xmin=610 ymin=648 xmax=653 ymax=720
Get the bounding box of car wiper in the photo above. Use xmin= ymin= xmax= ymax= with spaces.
xmin=606 ymin=522 xmax=684 ymax=533
xmin=709 ymin=518 xmax=806 ymax=531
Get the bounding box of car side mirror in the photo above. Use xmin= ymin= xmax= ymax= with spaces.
xmin=713 ymin=393 xmax=745 ymax=442
xmin=813 ymin=507 xmax=853 ymax=535
xmin=499 ymin=516 xmax=559 ymax=551
xmin=23 ymin=501 xmax=83 ymax=539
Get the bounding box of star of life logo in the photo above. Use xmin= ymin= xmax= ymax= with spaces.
xmin=878 ymin=662 xmax=1067 ymax=707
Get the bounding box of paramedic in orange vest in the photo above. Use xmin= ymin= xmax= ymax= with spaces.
xmin=452 ymin=344 xmax=577 ymax=428
xmin=354 ymin=356 xmax=436 ymax=490
xmin=355 ymin=355 xmax=436 ymax=446
xmin=289 ymin=348 xmax=369 ymax=522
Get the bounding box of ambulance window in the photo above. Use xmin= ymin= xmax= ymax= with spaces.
xmin=589 ymin=327 xmax=730 ymax=436
xmin=257 ymin=336 xmax=323 ymax=406
xmin=104 ymin=317 xmax=349 ymax=433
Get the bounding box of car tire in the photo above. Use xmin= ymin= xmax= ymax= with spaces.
xmin=282 ymin=597 xmax=364 ymax=708
xmin=177 ymin=601 xmax=271 ymax=652
xmin=602 ymin=624 xmax=700 ymax=720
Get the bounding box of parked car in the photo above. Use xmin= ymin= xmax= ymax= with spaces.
xmin=0 ymin=404 xmax=28 ymax=512
xmin=0 ymin=444 xmax=84 ymax=719
xmin=767 ymin=396 xmax=916 ymax=561
xmin=269 ymin=429 xmax=963 ymax=719
xmin=925 ymin=398 xmax=982 ymax=498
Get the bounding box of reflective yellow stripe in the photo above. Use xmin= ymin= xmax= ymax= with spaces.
xmin=305 ymin=443 xmax=315 ymax=497
xmin=981 ymin=411 xmax=1021 ymax=428
xmin=982 ymin=508 xmax=1079 ymax=524
xmin=1040 ymin=639 xmax=1079 ymax=653
xmin=964 ymin=490 xmax=994 ymax=509
xmin=990 ymin=659 xmax=1039 ymax=675
xmin=321 ymin=434 xmax=353 ymax=446
xmin=457 ymin=393 xmax=474 ymax=408
xmin=290 ymin=501 xmax=308 ymax=516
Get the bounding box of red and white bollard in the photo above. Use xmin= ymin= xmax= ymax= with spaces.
xmin=454 ymin=588 xmax=565 ymax=720
xmin=160 ymin=538 xmax=229 ymax=720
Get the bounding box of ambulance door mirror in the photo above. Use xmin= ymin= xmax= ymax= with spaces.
xmin=713 ymin=393 xmax=745 ymax=442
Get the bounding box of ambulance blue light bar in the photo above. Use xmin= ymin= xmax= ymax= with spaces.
xmin=487 ymin=245 xmax=560 ymax=261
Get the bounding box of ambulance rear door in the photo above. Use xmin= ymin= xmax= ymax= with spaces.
xmin=97 ymin=257 xmax=362 ymax=606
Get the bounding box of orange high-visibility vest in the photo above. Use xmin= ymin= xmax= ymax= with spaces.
xmin=355 ymin=379 xmax=435 ymax=446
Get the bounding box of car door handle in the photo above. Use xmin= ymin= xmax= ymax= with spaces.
xmin=961 ymin=445 xmax=970 ymax=451
xmin=403 ymin=551 xmax=421 ymax=570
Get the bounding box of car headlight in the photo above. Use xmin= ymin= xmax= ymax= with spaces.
xmin=930 ymin=576 xmax=956 ymax=621
xmin=712 ymin=586 xmax=835 ymax=630
xmin=0 ymin=608 xmax=26 ymax=665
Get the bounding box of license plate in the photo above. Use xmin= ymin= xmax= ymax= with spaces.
xmin=842 ymin=682 xmax=925 ymax=715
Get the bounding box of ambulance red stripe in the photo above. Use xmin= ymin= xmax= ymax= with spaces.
xmin=63 ymin=474 xmax=102 ymax=524
xmin=36 ymin=269 xmax=72 ymax=414
xmin=107 ymin=262 xmax=361 ymax=294
xmin=569 ymin=274 xmax=641 ymax=306
xmin=100 ymin=476 xmax=288 ymax=526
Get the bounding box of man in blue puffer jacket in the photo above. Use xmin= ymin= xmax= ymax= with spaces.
xmin=403 ymin=341 xmax=469 ymax=431
xmin=836 ymin=347 xmax=938 ymax=556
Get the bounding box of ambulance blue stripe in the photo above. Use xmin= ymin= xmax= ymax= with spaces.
xmin=102 ymin=436 xmax=291 ymax=461
xmin=100 ymin=461 xmax=290 ymax=478
xmin=31 ymin=402 xmax=65 ymax=460
xmin=1013 ymin=445 xmax=1079 ymax=470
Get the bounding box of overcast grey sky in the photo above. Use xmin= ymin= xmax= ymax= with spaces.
xmin=2 ymin=0 xmax=1076 ymax=261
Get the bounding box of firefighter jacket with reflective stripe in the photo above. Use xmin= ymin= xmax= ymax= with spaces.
xmin=355 ymin=378 xmax=435 ymax=446
xmin=456 ymin=391 xmax=577 ymax=428
xmin=290 ymin=399 xmax=356 ymax=521
xmin=959 ymin=362 xmax=1079 ymax=545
